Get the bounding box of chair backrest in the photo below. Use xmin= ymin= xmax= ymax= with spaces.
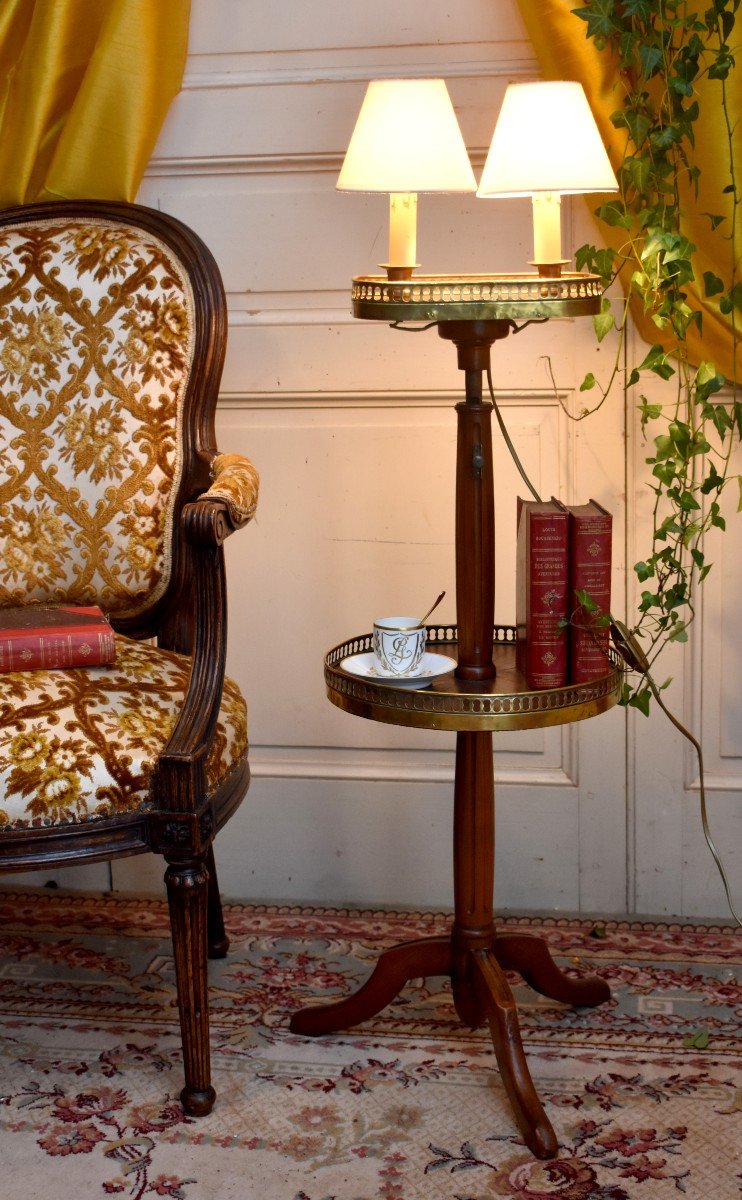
xmin=0 ymin=201 xmax=226 ymax=633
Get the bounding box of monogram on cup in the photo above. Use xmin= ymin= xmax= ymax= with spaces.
xmin=373 ymin=616 xmax=426 ymax=677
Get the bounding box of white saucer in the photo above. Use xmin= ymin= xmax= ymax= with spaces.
xmin=338 ymin=651 xmax=457 ymax=689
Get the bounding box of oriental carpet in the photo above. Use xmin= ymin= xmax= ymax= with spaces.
xmin=0 ymin=892 xmax=739 ymax=1199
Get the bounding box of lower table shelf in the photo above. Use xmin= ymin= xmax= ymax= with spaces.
xmin=326 ymin=623 xmax=623 ymax=731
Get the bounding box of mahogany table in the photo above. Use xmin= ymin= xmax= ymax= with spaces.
xmin=289 ymin=275 xmax=623 ymax=1159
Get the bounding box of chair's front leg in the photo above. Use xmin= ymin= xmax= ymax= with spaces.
xmin=165 ymin=856 xmax=215 ymax=1115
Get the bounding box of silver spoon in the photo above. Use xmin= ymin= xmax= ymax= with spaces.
xmin=419 ymin=590 xmax=446 ymax=625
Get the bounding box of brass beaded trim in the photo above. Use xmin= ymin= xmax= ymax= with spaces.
xmin=352 ymin=274 xmax=602 ymax=307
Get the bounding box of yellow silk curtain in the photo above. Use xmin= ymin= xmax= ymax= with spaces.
xmin=515 ymin=0 xmax=739 ymax=381
xmin=0 ymin=0 xmax=190 ymax=206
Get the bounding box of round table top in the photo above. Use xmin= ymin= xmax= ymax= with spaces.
xmin=350 ymin=272 xmax=603 ymax=324
xmin=326 ymin=625 xmax=623 ymax=733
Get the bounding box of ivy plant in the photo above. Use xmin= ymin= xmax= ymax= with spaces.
xmin=568 ymin=0 xmax=740 ymax=717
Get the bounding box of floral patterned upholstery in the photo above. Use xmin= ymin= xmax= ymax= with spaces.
xmin=0 ymin=218 xmax=194 ymax=618
xmin=206 ymin=454 xmax=260 ymax=528
xmin=0 ymin=636 xmax=247 ymax=831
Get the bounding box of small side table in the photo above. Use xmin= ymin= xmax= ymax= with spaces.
xmin=290 ymin=275 xmax=623 ymax=1159
xmin=291 ymin=628 xmax=622 ymax=1159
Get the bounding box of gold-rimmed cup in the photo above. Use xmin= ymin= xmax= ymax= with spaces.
xmin=372 ymin=616 xmax=426 ymax=677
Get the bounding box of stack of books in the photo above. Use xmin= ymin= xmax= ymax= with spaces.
xmin=516 ymin=498 xmax=612 ymax=689
xmin=0 ymin=605 xmax=116 ymax=672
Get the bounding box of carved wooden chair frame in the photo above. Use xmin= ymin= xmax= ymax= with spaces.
xmin=0 ymin=200 xmax=256 ymax=1116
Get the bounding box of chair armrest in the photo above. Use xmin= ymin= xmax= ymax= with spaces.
xmin=152 ymin=454 xmax=258 ymax=811
xmin=200 ymin=453 xmax=259 ymax=534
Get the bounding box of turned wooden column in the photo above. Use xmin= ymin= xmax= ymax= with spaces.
xmin=450 ymin=729 xmax=495 ymax=1028
xmin=438 ymin=320 xmax=512 ymax=681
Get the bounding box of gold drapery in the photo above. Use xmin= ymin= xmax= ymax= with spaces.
xmin=0 ymin=0 xmax=189 ymax=206
xmin=515 ymin=0 xmax=739 ymax=381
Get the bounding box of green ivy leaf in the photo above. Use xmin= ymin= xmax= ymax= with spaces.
xmin=638 ymin=345 xmax=676 ymax=380
xmin=700 ymin=462 xmax=723 ymax=494
xmin=597 ymin=201 xmax=633 ymax=229
xmin=593 ymin=298 xmax=615 ymax=342
xmin=580 ymin=372 xmax=597 ymax=392
xmin=575 ymin=588 xmax=600 ymax=613
xmin=668 ymin=621 xmax=689 ymax=643
xmin=624 ymin=109 xmax=652 ymax=148
xmin=710 ymin=501 xmax=726 ymax=531
xmin=639 ymin=43 xmax=663 ymax=77
xmin=575 ymin=243 xmax=597 ymax=272
xmin=622 ymin=155 xmax=651 ymax=194
xmin=708 ymin=54 xmax=733 ymax=79
xmin=682 ymin=1028 xmax=710 ymax=1049
xmin=669 ymin=420 xmax=692 ymax=455
xmin=703 ymin=271 xmax=725 ymax=297
xmin=629 ymin=689 xmax=652 ymax=716
xmin=653 ymin=433 xmax=674 ymax=461
xmin=572 ymin=0 xmax=621 ymax=39
xmin=639 ymin=399 xmax=663 ymax=429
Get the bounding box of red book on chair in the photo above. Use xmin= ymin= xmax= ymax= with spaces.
xmin=516 ymin=499 xmax=569 ymax=689
xmin=560 ymin=501 xmax=613 ymax=684
xmin=0 ymin=605 xmax=116 ymax=672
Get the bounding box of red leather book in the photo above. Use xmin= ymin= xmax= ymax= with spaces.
xmin=516 ymin=499 xmax=569 ymax=689
xmin=562 ymin=501 xmax=613 ymax=683
xmin=0 ymin=605 xmax=116 ymax=672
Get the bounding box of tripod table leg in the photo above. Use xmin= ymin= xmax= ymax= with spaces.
xmin=290 ymin=935 xmax=452 ymax=1037
xmin=472 ymin=948 xmax=558 ymax=1160
xmin=494 ymin=933 xmax=610 ymax=1007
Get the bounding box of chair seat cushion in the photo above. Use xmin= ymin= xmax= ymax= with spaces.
xmin=0 ymin=636 xmax=247 ymax=831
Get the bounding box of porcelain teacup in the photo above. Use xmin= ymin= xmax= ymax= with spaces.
xmin=372 ymin=616 xmax=426 ymax=677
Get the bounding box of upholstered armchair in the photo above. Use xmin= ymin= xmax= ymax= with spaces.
xmin=0 ymin=201 xmax=258 ymax=1115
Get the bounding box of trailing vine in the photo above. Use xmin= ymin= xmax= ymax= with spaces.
xmin=568 ymin=0 xmax=740 ymax=717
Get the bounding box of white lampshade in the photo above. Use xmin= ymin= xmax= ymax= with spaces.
xmin=477 ymin=81 xmax=617 ymax=272
xmin=477 ymin=81 xmax=618 ymax=197
xmin=337 ymin=79 xmax=476 ymax=194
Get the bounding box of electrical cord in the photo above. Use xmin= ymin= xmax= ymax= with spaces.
xmin=486 ymin=364 xmax=542 ymax=502
xmin=389 ymin=320 xmax=439 ymax=332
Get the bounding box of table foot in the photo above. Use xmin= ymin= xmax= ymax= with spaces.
xmin=472 ymin=948 xmax=558 ymax=1160
xmin=494 ymin=932 xmax=611 ymax=1008
xmin=289 ymin=935 xmax=452 ymax=1037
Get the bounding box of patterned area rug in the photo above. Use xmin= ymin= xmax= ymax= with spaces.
xmin=0 ymin=892 xmax=739 ymax=1200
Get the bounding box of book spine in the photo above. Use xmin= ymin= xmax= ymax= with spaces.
xmin=518 ymin=509 xmax=569 ymax=689
xmin=569 ymin=511 xmax=612 ymax=683
xmin=0 ymin=629 xmax=116 ymax=672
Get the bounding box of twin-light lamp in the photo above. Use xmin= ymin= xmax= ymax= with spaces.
xmin=338 ymin=78 xmax=618 ymax=277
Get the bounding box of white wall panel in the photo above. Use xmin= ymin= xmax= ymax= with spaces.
xmin=28 ymin=0 xmax=740 ymax=919
xmin=120 ymin=0 xmax=625 ymax=912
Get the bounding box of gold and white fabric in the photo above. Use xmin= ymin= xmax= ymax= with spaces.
xmin=0 ymin=636 xmax=247 ymax=831
xmin=0 ymin=218 xmax=195 ymax=616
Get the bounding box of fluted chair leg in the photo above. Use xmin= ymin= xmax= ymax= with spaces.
xmin=205 ymin=844 xmax=230 ymax=958
xmin=165 ymin=857 xmax=216 ymax=1116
